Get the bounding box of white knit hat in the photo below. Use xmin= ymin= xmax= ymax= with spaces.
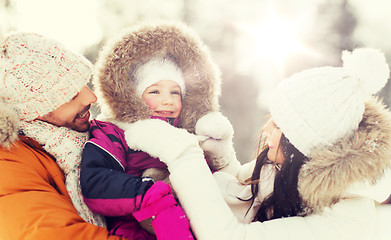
xmin=134 ymin=57 xmax=185 ymax=97
xmin=0 ymin=32 xmax=92 ymax=122
xmin=269 ymin=48 xmax=390 ymax=157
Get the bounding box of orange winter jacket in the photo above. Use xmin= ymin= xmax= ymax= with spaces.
xmin=0 ymin=135 xmax=128 ymax=240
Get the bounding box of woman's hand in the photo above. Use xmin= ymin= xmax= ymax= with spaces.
xmin=124 ymin=119 xmax=202 ymax=166
xmin=195 ymin=112 xmax=241 ymax=175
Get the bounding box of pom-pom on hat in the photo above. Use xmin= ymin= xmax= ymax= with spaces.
xmin=0 ymin=32 xmax=92 ymax=122
xmin=135 ymin=57 xmax=186 ymax=97
xmin=269 ymin=48 xmax=390 ymax=157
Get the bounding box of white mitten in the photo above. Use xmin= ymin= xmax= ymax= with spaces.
xmin=195 ymin=112 xmax=241 ymax=176
xmin=124 ymin=119 xmax=204 ymax=170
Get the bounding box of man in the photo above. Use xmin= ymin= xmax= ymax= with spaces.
xmin=0 ymin=32 xmax=127 ymax=239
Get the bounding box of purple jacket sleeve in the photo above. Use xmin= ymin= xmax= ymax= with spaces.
xmin=80 ymin=142 xmax=153 ymax=217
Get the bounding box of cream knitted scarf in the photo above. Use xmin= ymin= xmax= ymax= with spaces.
xmin=20 ymin=120 xmax=106 ymax=227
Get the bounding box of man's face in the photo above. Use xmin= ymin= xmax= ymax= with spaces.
xmin=37 ymin=86 xmax=97 ymax=132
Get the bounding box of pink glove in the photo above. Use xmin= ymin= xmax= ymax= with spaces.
xmin=133 ymin=181 xmax=194 ymax=240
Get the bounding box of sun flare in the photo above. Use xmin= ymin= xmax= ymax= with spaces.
xmin=237 ymin=12 xmax=311 ymax=68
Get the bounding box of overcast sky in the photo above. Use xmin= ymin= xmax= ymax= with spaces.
xmin=7 ymin=0 xmax=391 ymax=55
xmin=11 ymin=0 xmax=102 ymax=52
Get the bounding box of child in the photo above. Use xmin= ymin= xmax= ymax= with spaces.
xmin=80 ymin=21 xmax=222 ymax=240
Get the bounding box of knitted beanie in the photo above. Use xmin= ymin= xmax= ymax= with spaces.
xmin=0 ymin=32 xmax=92 ymax=122
xmin=135 ymin=57 xmax=185 ymax=97
xmin=269 ymin=48 xmax=390 ymax=157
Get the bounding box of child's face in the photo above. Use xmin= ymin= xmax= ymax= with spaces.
xmin=141 ymin=80 xmax=182 ymax=118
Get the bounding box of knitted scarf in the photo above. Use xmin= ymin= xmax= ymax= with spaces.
xmin=20 ymin=120 xmax=106 ymax=227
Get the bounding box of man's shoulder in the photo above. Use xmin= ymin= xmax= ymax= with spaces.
xmin=0 ymin=136 xmax=51 ymax=163
xmin=0 ymin=136 xmax=65 ymax=181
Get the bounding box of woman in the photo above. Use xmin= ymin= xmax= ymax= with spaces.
xmin=123 ymin=48 xmax=391 ymax=240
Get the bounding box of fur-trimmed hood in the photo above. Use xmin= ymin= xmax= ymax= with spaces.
xmin=93 ymin=21 xmax=221 ymax=133
xmin=299 ymin=96 xmax=391 ymax=214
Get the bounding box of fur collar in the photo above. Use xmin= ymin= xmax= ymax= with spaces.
xmin=0 ymin=101 xmax=21 ymax=148
xmin=298 ymin=97 xmax=391 ymax=214
xmin=93 ymin=21 xmax=221 ymax=133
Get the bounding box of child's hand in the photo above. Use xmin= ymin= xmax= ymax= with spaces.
xmin=133 ymin=181 xmax=194 ymax=240
xmin=195 ymin=112 xmax=241 ymax=175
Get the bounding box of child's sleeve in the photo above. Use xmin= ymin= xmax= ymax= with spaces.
xmin=80 ymin=142 xmax=154 ymax=216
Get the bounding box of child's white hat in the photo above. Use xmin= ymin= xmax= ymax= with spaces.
xmin=135 ymin=57 xmax=186 ymax=97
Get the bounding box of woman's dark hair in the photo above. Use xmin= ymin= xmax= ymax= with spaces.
xmin=246 ymin=133 xmax=308 ymax=222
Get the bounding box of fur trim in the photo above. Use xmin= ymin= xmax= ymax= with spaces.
xmin=0 ymin=100 xmax=20 ymax=148
xmin=94 ymin=21 xmax=221 ymax=133
xmin=298 ymin=96 xmax=391 ymax=214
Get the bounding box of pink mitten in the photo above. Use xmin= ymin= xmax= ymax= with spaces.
xmin=133 ymin=181 xmax=194 ymax=240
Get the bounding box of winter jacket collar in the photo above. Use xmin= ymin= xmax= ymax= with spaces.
xmin=299 ymin=97 xmax=391 ymax=214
